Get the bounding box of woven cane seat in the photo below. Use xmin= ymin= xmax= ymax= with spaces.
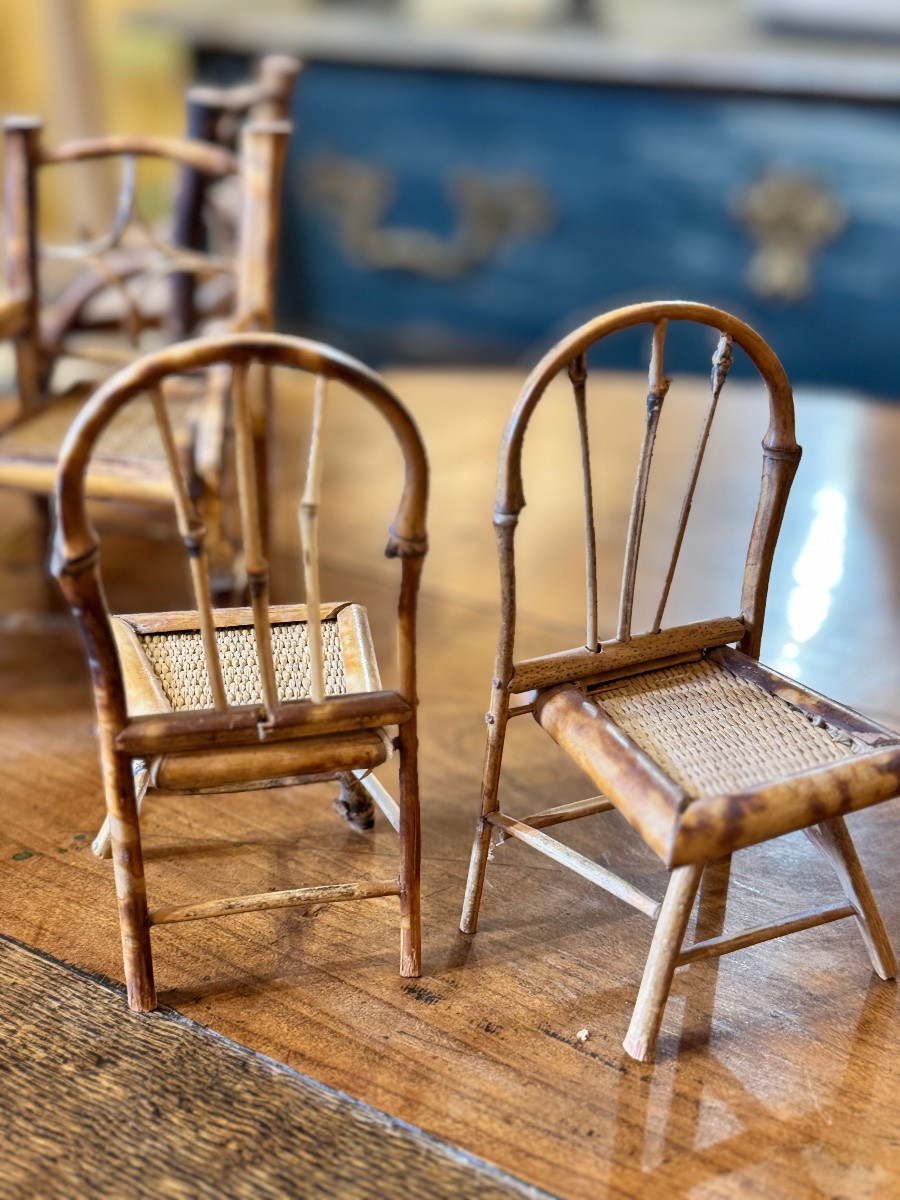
xmin=0 ymin=392 xmax=195 ymax=502
xmin=536 ymin=650 xmax=900 ymax=867
xmin=590 ymin=657 xmax=860 ymax=799
xmin=110 ymin=603 xmax=389 ymax=793
xmin=139 ymin=620 xmax=348 ymax=711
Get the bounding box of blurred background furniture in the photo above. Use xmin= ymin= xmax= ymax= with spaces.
xmin=139 ymin=2 xmax=900 ymax=397
xmin=52 ymin=331 xmax=428 ymax=1011
xmin=0 ymin=78 xmax=291 ymax=591
xmin=460 ymin=301 xmax=900 ymax=1061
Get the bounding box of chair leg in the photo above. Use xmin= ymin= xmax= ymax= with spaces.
xmin=104 ymin=750 xmax=156 ymax=1011
xmin=805 ymin=816 xmax=897 ymax=981
xmin=93 ymin=761 xmax=150 ymax=858
xmin=333 ymin=772 xmax=375 ymax=832
xmin=397 ymin=722 xmax=421 ymax=978
xmin=460 ymin=688 xmax=510 ymax=935
xmin=623 ymin=862 xmax=704 ymax=1063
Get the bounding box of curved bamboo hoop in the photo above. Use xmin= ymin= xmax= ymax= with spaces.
xmin=53 ymin=331 xmax=428 ymax=575
xmin=497 ymin=300 xmax=797 ymax=519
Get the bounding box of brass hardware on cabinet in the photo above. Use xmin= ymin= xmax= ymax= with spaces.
xmin=732 ymin=168 xmax=846 ymax=303
xmin=301 ymin=154 xmax=553 ymax=279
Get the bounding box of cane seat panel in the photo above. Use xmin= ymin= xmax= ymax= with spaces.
xmin=536 ymin=653 xmax=900 ymax=866
xmin=111 ymin=602 xmax=389 ymax=795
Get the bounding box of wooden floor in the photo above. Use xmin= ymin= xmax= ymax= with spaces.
xmin=0 ymin=933 xmax=550 ymax=1200
xmin=1 ymin=366 xmax=898 ymax=1199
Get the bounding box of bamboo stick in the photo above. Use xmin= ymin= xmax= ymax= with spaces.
xmin=711 ymin=646 xmax=900 ymax=745
xmin=232 ymin=361 xmax=278 ymax=714
xmin=43 ymin=155 xmax=137 ymax=262
xmin=150 ymin=385 xmax=226 ymax=710
xmin=676 ymin=902 xmax=855 ymax=966
xmin=568 ymin=353 xmax=599 ymax=651
xmin=487 ymin=812 xmax=660 ymax=917
xmin=805 ymin=818 xmax=898 ymax=979
xmin=299 ymin=375 xmax=328 ymax=704
xmin=623 ymin=863 xmax=703 ymax=1061
xmin=150 ymin=878 xmax=401 ymax=925
xmin=42 ymin=135 xmax=237 ymax=175
xmin=352 ymin=770 xmax=401 ymax=832
xmin=515 ymin=795 xmax=614 ymax=830
xmin=92 ymin=760 xmax=150 ymax=859
xmin=653 ymin=333 xmax=733 ymax=632
xmin=617 ymin=320 xmax=670 ymax=643
xmin=4 ymin=118 xmax=43 ymax=412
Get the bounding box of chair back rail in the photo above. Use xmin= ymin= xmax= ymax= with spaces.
xmin=52 ymin=332 xmax=428 ymax=747
xmin=493 ymin=301 xmax=800 ymax=690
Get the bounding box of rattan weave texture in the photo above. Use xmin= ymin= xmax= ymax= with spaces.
xmin=0 ymin=394 xmax=194 ymax=461
xmin=139 ymin=619 xmax=347 ymax=711
xmin=594 ymin=658 xmax=856 ymax=799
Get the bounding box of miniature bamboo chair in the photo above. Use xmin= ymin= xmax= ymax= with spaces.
xmin=460 ymin=300 xmax=900 ymax=1062
xmin=0 ymin=97 xmax=290 ymax=585
xmin=52 ymin=332 xmax=428 ymax=1012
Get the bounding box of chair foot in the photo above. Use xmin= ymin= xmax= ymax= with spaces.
xmin=92 ymin=819 xmax=113 ymax=859
xmin=400 ymin=906 xmax=421 ymax=978
xmin=333 ymin=773 xmax=375 ymax=832
xmin=805 ymin=817 xmax=898 ymax=980
xmin=460 ymin=818 xmax=494 ymax=934
xmin=623 ymin=863 xmax=704 ymax=1063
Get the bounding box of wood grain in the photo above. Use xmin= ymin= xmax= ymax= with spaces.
xmin=0 ymin=369 xmax=898 ymax=1198
xmin=0 ymin=934 xmax=551 ymax=1200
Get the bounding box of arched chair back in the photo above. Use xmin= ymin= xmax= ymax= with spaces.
xmin=53 ymin=332 xmax=428 ymax=1013
xmin=493 ymin=300 xmax=799 ymax=688
xmin=461 ymin=301 xmax=899 ymax=1063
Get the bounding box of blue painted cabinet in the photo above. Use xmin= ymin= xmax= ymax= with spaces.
xmin=200 ymin=49 xmax=900 ymax=393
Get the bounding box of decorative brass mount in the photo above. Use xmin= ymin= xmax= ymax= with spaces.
xmin=732 ymin=168 xmax=846 ymax=303
xmin=301 ymin=154 xmax=553 ymax=279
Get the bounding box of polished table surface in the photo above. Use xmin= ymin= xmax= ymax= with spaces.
xmin=0 ymin=369 xmax=897 ymax=1199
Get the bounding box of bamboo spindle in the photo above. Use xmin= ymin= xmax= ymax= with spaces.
xmin=231 ymin=361 xmax=278 ymax=714
xmin=150 ymin=386 xmax=227 ymax=710
xmin=299 ymin=375 xmax=329 ymax=704
xmin=617 ymin=320 xmax=670 ymax=643
xmin=652 ymin=333 xmax=734 ymax=633
xmin=4 ymin=118 xmax=43 ymax=413
xmin=569 ymin=354 xmax=599 ymax=652
xmin=43 ymin=154 xmax=137 ymax=264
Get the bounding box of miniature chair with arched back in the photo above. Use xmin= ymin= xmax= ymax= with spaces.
xmin=460 ymin=301 xmax=900 ymax=1063
xmin=0 ymin=98 xmax=291 ymax=589
xmin=53 ymin=332 xmax=428 ymax=1013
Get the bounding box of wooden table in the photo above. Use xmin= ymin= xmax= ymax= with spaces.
xmin=0 ymin=369 xmax=897 ymax=1199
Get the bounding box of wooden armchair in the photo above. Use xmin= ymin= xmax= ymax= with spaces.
xmin=52 ymin=332 xmax=428 ymax=1012
xmin=460 ymin=300 xmax=900 ymax=1062
xmin=0 ymin=70 xmax=293 ymax=588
